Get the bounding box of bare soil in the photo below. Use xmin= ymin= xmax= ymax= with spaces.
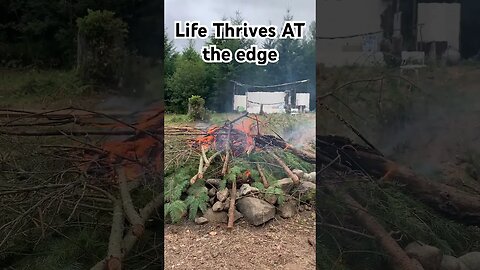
xmin=164 ymin=210 xmax=316 ymax=270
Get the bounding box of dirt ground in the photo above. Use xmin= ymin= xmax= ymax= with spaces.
xmin=164 ymin=210 xmax=316 ymax=270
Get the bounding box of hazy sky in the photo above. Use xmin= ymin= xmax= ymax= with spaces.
xmin=165 ymin=0 xmax=315 ymax=52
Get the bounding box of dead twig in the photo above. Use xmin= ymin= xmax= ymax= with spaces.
xmin=319 ymin=103 xmax=382 ymax=156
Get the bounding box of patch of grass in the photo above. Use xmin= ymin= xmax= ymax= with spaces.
xmin=165 ymin=114 xmax=190 ymax=125
xmin=0 ymin=69 xmax=101 ymax=108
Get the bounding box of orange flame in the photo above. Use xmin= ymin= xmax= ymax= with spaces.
xmin=81 ymin=105 xmax=163 ymax=181
xmin=192 ymin=118 xmax=259 ymax=155
xmin=233 ymin=118 xmax=257 ymax=153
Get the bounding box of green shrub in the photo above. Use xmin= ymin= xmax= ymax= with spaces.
xmin=187 ymin=95 xmax=209 ymax=121
xmin=76 ymin=10 xmax=128 ymax=88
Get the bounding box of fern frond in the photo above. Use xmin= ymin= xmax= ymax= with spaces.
xmin=165 ymin=200 xmax=187 ymax=223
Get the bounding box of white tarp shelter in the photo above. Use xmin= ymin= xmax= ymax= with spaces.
xmin=246 ymin=92 xmax=286 ymax=114
xmin=233 ymin=95 xmax=247 ymax=111
xmin=296 ymin=93 xmax=310 ymax=109
xmin=233 ymin=92 xmax=311 ymax=113
xmin=417 ymin=3 xmax=461 ymax=50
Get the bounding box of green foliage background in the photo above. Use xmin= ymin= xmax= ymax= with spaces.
xmin=164 ymin=11 xmax=316 ymax=113
xmin=0 ymin=0 xmax=163 ymax=68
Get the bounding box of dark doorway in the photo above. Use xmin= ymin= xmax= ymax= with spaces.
xmin=460 ymin=0 xmax=480 ymax=58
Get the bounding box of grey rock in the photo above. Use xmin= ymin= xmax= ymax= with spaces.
xmin=237 ymin=197 xmax=275 ymax=226
xmin=239 ymin=184 xmax=259 ymax=196
xmin=441 ymin=255 xmax=469 ymax=270
xmin=293 ymin=181 xmax=316 ymax=202
xmin=216 ymin=188 xmax=229 ymax=202
xmin=459 ymin=252 xmax=480 ymax=270
xmin=194 ymin=217 xmax=208 ymax=225
xmin=209 ymin=197 xmax=215 ymax=206
xmin=264 ymin=194 xmax=277 ymax=205
xmin=277 ymin=200 xmax=297 ymax=218
xmin=212 ymin=201 xmax=224 ymax=212
xmin=303 ymin=172 xmax=316 ymax=183
xmin=202 ymin=208 xmax=227 ymax=223
xmin=223 ymin=198 xmax=231 ymax=210
xmin=299 ymin=181 xmax=316 ymax=192
xmin=234 ymin=209 xmax=243 ymax=222
xmin=206 ymin=178 xmax=221 ymax=188
xmin=277 ymin=178 xmax=295 ymax=193
xmin=208 ymin=188 xmax=217 ymax=197
xmin=292 ymin=169 xmax=304 ymax=179
xmin=405 ymin=241 xmax=442 ymax=270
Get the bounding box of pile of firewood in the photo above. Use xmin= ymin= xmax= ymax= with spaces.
xmin=0 ymin=106 xmax=166 ymax=270
xmin=184 ymin=113 xmax=316 ymax=228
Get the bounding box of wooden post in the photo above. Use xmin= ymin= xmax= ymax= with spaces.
xmin=227 ymin=179 xmax=237 ymax=229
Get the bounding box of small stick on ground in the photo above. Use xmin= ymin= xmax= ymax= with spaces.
xmin=256 ymin=163 xmax=269 ymax=188
xmin=269 ymin=152 xmax=300 ymax=184
xmin=227 ymin=179 xmax=237 ymax=229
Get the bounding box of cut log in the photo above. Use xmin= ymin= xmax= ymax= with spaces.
xmin=318 ymin=135 xmax=480 ymax=224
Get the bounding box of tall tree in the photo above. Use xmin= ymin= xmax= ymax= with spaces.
xmin=0 ymin=0 xmax=162 ymax=68
xmin=166 ymin=41 xmax=208 ymax=113
xmin=205 ymin=12 xmax=256 ymax=111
